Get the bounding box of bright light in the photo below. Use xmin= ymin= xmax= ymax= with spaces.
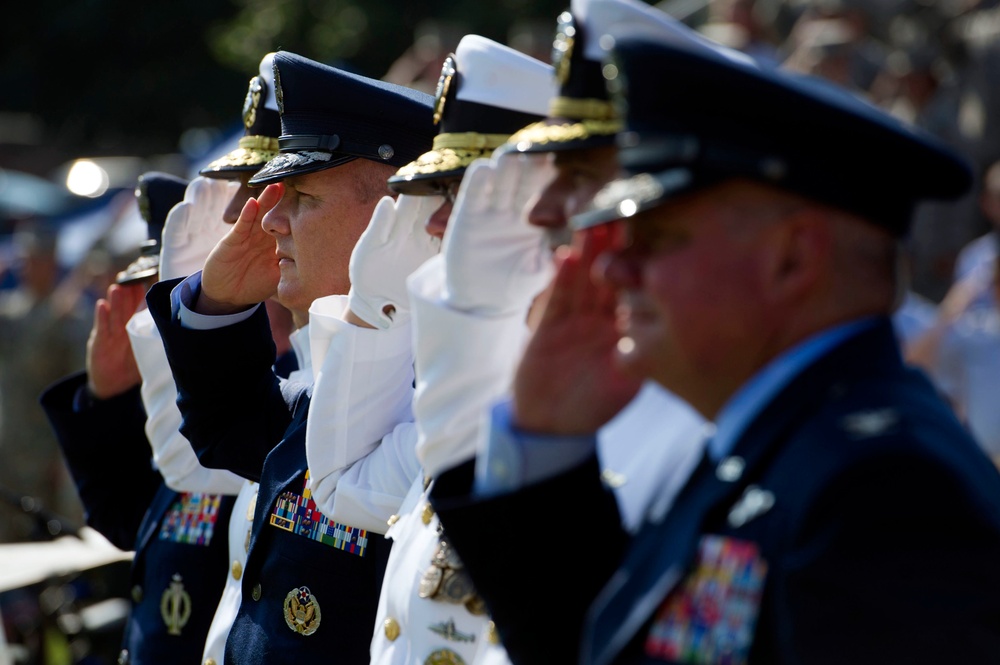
xmin=617 ymin=336 xmax=636 ymax=354
xmin=617 ymin=199 xmax=638 ymax=218
xmin=66 ymin=159 xmax=110 ymax=197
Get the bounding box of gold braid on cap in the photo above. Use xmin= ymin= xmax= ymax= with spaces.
xmin=239 ymin=136 xmax=280 ymax=151
xmin=431 ymin=133 xmax=511 ymax=151
xmin=506 ymin=118 xmax=622 ymax=146
xmin=547 ymin=96 xmax=618 ymax=121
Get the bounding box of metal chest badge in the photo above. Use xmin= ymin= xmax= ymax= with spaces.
xmin=424 ymin=649 xmax=466 ymax=665
xmin=160 ymin=574 xmax=192 ymax=635
xmin=433 ymin=55 xmax=457 ymax=125
xmin=284 ymin=585 xmax=322 ymax=636
xmin=418 ymin=529 xmax=486 ymax=616
xmin=243 ymin=75 xmax=263 ymax=130
xmin=551 ymin=11 xmax=576 ymax=86
xmin=645 ymin=535 xmax=767 ymax=664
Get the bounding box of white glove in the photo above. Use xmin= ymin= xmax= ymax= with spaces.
xmin=408 ymin=256 xmax=531 ymax=479
xmin=441 ymin=152 xmax=556 ymax=316
xmin=347 ymin=194 xmax=442 ymax=329
xmin=159 ymin=176 xmax=238 ymax=280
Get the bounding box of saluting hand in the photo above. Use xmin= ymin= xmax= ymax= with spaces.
xmin=346 ymin=193 xmax=443 ymax=329
xmin=197 ymin=183 xmax=283 ymax=315
xmin=512 ymin=226 xmax=641 ymax=435
xmin=159 ymin=176 xmax=236 ymax=281
xmin=86 ymin=283 xmax=146 ymax=399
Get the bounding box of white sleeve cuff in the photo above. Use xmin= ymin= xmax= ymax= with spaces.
xmin=172 ymin=272 xmax=261 ymax=330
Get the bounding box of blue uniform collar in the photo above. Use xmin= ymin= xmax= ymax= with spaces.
xmin=708 ymin=317 xmax=879 ymax=461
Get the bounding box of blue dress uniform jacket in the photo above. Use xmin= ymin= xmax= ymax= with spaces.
xmin=146 ymin=278 xmax=390 ymax=665
xmin=431 ymin=319 xmax=1000 ymax=665
xmin=40 ymin=372 xmax=235 ymax=665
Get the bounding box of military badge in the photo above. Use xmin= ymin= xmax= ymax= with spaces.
xmin=424 ymin=649 xmax=466 ymax=665
xmin=645 ymin=535 xmax=767 ymax=664
xmin=551 ymin=11 xmax=576 ymax=86
xmin=727 ymin=485 xmax=775 ymax=529
xmin=428 ymin=618 xmax=475 ymax=643
xmin=243 ymin=75 xmax=263 ymax=130
xmin=433 ymin=55 xmax=457 ymax=125
xmin=269 ymin=471 xmax=369 ymax=555
xmin=160 ymin=574 xmax=192 ymax=636
xmin=283 ymin=586 xmax=322 ymax=636
xmin=418 ymin=530 xmax=488 ymax=615
xmin=840 ymin=408 xmax=899 ymax=439
xmin=159 ymin=492 xmax=222 ymax=545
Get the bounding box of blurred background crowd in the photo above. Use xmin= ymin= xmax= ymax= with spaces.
xmin=1 ymin=0 xmax=1000 ymax=662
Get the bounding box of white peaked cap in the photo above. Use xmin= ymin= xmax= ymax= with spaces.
xmin=453 ymin=34 xmax=556 ymax=117
xmin=580 ymin=0 xmax=755 ymax=67
xmin=259 ymin=52 xmax=279 ymax=112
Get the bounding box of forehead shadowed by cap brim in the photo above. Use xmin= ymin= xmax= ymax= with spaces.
xmin=501 ymin=116 xmax=621 ymax=155
xmin=386 ymin=147 xmax=490 ymax=195
xmin=200 ymin=148 xmax=281 ymax=178
xmin=248 ymin=151 xmax=358 ymax=186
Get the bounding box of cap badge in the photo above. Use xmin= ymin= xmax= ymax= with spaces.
xmin=273 ymin=61 xmax=284 ymax=115
xmin=243 ymin=75 xmax=264 ymax=130
xmin=134 ymin=179 xmax=152 ymax=224
xmin=433 ymin=55 xmax=457 ymax=125
xmin=552 ymin=11 xmax=576 ymax=86
xmin=283 ymin=585 xmax=322 ymax=635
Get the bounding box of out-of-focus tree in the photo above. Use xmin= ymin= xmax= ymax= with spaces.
xmin=0 ymin=0 xmax=572 ymax=164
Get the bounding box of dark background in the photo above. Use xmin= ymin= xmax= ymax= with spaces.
xmin=0 ymin=0 xmax=571 ymax=180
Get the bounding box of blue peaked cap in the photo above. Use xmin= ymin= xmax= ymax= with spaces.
xmin=117 ymin=171 xmax=188 ymax=285
xmin=249 ymin=51 xmax=436 ymax=185
xmin=574 ymin=36 xmax=973 ymax=237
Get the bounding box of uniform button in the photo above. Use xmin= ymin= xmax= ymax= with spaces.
xmin=117 ymin=648 xmax=130 ymax=665
xmin=716 ymin=456 xmax=745 ymax=482
xmin=130 ymin=585 xmax=143 ymax=603
xmin=387 ymin=514 xmax=400 ymax=527
xmin=421 ymin=503 xmax=434 ymax=525
xmin=231 ymin=560 xmax=242 ymax=580
xmin=383 ymin=617 xmax=400 ymax=641
xmin=251 ymin=583 xmax=262 ymax=601
xmin=204 ymin=659 xmax=217 ymax=665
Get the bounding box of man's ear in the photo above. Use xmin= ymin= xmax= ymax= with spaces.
xmin=760 ymin=207 xmax=831 ymax=306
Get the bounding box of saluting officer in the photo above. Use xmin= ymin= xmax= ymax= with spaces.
xmin=123 ymin=52 xmax=295 ymax=665
xmin=41 ymin=172 xmax=239 ymax=665
xmin=432 ymin=16 xmax=1000 ymax=665
xmin=493 ymin=0 xmax=710 ymax=533
xmin=311 ymin=34 xmax=556 ymax=665
xmin=146 ymin=51 xmax=437 ymax=664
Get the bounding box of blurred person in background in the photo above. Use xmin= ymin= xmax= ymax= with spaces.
xmin=41 ymin=172 xmax=241 ymax=665
xmin=0 ymin=220 xmax=90 ymax=542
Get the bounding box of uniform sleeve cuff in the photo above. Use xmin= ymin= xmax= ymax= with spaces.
xmin=172 ymin=272 xmax=261 ymax=330
xmin=474 ymin=399 xmax=598 ymax=497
